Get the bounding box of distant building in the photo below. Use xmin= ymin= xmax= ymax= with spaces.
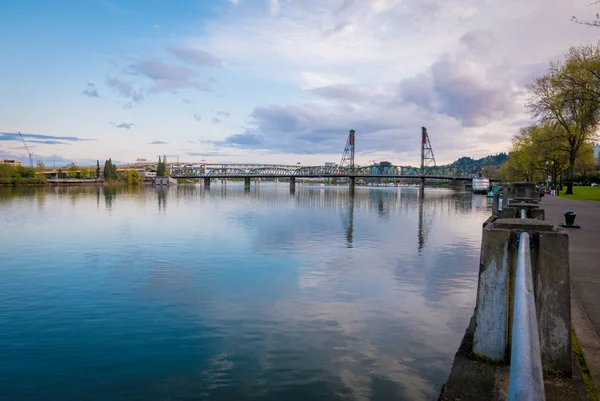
xmin=141 ymin=170 xmax=157 ymax=178
xmin=1 ymin=159 xmax=23 ymax=166
xmin=369 ymin=161 xmax=396 ymax=177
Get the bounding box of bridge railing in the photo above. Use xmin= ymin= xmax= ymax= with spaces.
xmin=507 ymin=208 xmax=546 ymax=401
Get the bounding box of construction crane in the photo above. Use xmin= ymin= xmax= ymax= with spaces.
xmin=18 ymin=131 xmax=34 ymax=167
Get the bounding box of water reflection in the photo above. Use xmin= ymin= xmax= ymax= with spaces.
xmin=156 ymin=186 xmax=167 ymax=212
xmin=0 ymin=184 xmax=489 ymax=401
xmin=104 ymin=185 xmax=117 ymax=210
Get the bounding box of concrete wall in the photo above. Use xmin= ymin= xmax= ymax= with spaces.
xmin=472 ymin=218 xmax=571 ymax=375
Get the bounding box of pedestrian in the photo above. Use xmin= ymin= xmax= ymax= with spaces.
xmin=551 ymin=184 xmax=556 ymax=196
xmin=539 ymin=183 xmax=545 ymax=201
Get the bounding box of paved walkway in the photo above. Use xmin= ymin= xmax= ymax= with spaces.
xmin=542 ymin=195 xmax=600 ymax=389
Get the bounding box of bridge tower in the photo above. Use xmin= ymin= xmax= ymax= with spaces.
xmin=340 ymin=129 xmax=355 ymax=170
xmin=420 ymin=126 xmax=436 ymax=175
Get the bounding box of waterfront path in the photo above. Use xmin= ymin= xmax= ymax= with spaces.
xmin=543 ymin=195 xmax=600 ymax=390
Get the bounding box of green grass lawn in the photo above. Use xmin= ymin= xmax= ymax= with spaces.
xmin=559 ymin=186 xmax=600 ymax=201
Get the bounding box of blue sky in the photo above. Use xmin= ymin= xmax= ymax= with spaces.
xmin=0 ymin=0 xmax=596 ymax=167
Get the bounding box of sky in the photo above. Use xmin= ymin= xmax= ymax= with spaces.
xmin=0 ymin=0 xmax=598 ymax=167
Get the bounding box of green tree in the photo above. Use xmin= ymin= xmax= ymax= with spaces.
xmin=66 ymin=162 xmax=79 ymax=178
xmin=123 ymin=169 xmax=143 ymax=185
xmin=527 ymin=44 xmax=600 ymax=194
xmin=111 ymin=159 xmax=118 ymax=180
xmin=104 ymin=159 xmax=111 ymax=179
xmin=103 ymin=159 xmax=118 ymax=180
xmin=163 ymin=155 xmax=169 ymax=176
xmin=80 ymin=168 xmax=91 ymax=178
xmin=157 ymin=156 xmax=164 ymax=176
xmin=96 ymin=160 xmax=100 ymax=179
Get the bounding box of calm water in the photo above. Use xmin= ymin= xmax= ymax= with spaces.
xmin=0 ymin=184 xmax=491 ymax=401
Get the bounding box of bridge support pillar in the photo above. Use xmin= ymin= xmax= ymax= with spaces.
xmin=289 ymin=177 xmax=295 ymax=190
xmin=349 ymin=176 xmax=355 ymax=193
xmin=244 ymin=177 xmax=251 ymax=188
xmin=204 ymin=178 xmax=210 ymax=188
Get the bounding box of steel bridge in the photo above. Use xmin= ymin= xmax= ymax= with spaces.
xmin=163 ymin=127 xmax=500 ymax=185
xmin=169 ymin=164 xmax=475 ymax=181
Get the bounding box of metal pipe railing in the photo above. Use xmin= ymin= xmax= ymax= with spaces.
xmin=508 ymin=228 xmax=546 ymax=401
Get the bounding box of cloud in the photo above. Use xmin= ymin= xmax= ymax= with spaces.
xmin=128 ymin=58 xmax=211 ymax=93
xmin=167 ymin=47 xmax=222 ymax=68
xmin=81 ymin=83 xmax=100 ymax=97
xmin=106 ymin=76 xmax=144 ymax=103
xmin=193 ymin=114 xmax=202 ymax=121
xmin=212 ymin=117 xmax=223 ymax=124
xmin=0 ymin=132 xmax=91 ymax=145
xmin=109 ymin=122 xmax=135 ymax=129
xmin=186 ymin=151 xmax=239 ymax=157
xmin=182 ymin=98 xmax=192 ymax=103
xmin=223 ymin=132 xmax=262 ymax=146
xmin=399 ymin=54 xmax=519 ymax=127
xmin=149 ymin=140 xmax=168 ymax=145
xmin=215 ymin=110 xmax=230 ymax=117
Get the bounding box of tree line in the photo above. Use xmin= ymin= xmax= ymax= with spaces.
xmin=501 ymin=43 xmax=600 ymax=194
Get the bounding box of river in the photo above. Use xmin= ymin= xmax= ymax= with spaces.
xmin=0 ymin=184 xmax=491 ymax=401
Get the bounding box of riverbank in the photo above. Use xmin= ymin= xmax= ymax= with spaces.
xmin=439 ymin=191 xmax=599 ymax=400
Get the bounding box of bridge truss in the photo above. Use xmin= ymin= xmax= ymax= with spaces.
xmin=163 ymin=127 xmax=493 ymax=181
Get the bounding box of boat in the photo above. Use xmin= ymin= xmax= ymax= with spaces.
xmin=472 ymin=177 xmax=490 ymax=194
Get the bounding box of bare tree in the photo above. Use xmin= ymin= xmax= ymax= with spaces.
xmin=572 ymin=0 xmax=600 ymax=27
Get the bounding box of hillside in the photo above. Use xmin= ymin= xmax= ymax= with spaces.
xmin=446 ymin=153 xmax=508 ymax=173
xmin=423 ymin=153 xmax=507 ymax=177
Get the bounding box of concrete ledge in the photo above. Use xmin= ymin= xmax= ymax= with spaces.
xmin=491 ymin=218 xmax=557 ymax=232
xmin=439 ymin=315 xmax=590 ymax=401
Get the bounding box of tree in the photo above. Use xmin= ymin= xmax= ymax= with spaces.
xmin=163 ymin=155 xmax=169 ymax=176
xmin=123 ymin=169 xmax=143 ymax=185
xmin=501 ymin=125 xmax=572 ymax=183
xmin=572 ymin=2 xmax=600 ymax=27
xmin=526 ymin=44 xmax=600 ymax=194
xmin=157 ymin=156 xmax=164 ymax=176
xmin=111 ymin=159 xmax=118 ymax=180
xmin=66 ymin=162 xmax=79 ymax=178
xmin=80 ymin=168 xmax=91 ymax=178
xmin=104 ymin=159 xmax=112 ymax=180
xmin=96 ymin=160 xmax=100 ymax=179
xmin=574 ymin=142 xmax=596 ymax=178
xmin=36 ymin=160 xmax=46 ymax=171
xmin=103 ymin=158 xmax=118 ymax=180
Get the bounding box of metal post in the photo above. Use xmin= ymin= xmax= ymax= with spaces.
xmin=508 ymin=231 xmax=546 ymax=401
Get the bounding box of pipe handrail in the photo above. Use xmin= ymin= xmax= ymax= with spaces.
xmin=508 ymin=225 xmax=546 ymax=400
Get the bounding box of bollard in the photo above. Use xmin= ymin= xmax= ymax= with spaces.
xmin=560 ymin=210 xmax=580 ymax=229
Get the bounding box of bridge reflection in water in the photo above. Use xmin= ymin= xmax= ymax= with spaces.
xmin=150 ymin=183 xmax=487 ymax=253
